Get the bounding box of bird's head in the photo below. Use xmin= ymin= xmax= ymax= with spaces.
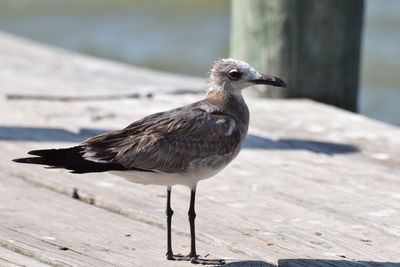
xmin=208 ymin=58 xmax=286 ymax=94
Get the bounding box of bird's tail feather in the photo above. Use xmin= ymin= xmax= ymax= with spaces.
xmin=13 ymin=146 xmax=128 ymax=173
xmin=14 ymin=146 xmax=83 ymax=166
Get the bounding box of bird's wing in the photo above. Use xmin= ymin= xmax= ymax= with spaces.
xmin=82 ymin=102 xmax=243 ymax=173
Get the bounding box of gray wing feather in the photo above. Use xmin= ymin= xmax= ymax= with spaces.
xmin=82 ymin=102 xmax=243 ymax=173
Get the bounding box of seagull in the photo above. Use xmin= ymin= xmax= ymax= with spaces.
xmin=13 ymin=58 xmax=286 ymax=264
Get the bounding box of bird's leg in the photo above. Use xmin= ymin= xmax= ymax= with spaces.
xmin=166 ymin=185 xmax=226 ymax=265
xmin=188 ymin=185 xmax=197 ymax=260
xmin=165 ymin=186 xmax=174 ymax=260
xmin=164 ymin=186 xmax=197 ymax=262
xmin=186 ymin=186 xmax=226 ymax=265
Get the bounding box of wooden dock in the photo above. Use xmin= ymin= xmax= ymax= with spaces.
xmin=0 ymin=32 xmax=399 ymax=267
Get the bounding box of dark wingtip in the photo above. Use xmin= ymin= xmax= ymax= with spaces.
xmin=13 ymin=156 xmax=47 ymax=165
xmin=13 ymin=157 xmax=34 ymax=164
xmin=28 ymin=149 xmax=47 ymax=156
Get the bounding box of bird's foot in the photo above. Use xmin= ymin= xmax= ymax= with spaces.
xmin=166 ymin=254 xmax=225 ymax=265
xmin=190 ymin=257 xmax=226 ymax=265
xmin=166 ymin=252 xmax=175 ymax=261
xmin=166 ymin=254 xmax=192 ymax=261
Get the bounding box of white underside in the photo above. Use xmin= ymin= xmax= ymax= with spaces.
xmin=110 ymin=165 xmax=224 ymax=189
xmin=110 ymin=149 xmax=242 ymax=189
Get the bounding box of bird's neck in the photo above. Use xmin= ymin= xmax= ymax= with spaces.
xmin=206 ymin=84 xmax=244 ymax=102
xmin=204 ymin=90 xmax=249 ymax=131
xmin=205 ymin=89 xmax=244 ymax=106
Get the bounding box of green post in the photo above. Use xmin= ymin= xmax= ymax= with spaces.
xmin=231 ymin=0 xmax=364 ymax=111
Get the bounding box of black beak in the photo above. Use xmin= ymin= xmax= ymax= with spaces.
xmin=249 ymin=74 xmax=287 ymax=88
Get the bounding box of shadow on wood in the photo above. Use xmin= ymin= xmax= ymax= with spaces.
xmin=223 ymin=259 xmax=400 ymax=266
xmin=225 ymin=260 xmax=275 ymax=266
xmin=0 ymin=126 xmax=359 ymax=155
xmin=245 ymin=134 xmax=359 ymax=155
xmin=0 ymin=126 xmax=108 ymax=143
xmin=277 ymin=259 xmax=400 ymax=267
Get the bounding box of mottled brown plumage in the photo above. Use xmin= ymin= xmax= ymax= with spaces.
xmin=82 ymin=91 xmax=248 ymax=174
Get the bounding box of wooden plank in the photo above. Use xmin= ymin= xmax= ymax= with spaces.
xmin=0 ymin=246 xmax=51 ymax=267
xmin=0 ymin=173 xmax=241 ymax=266
xmin=0 ymin=31 xmax=204 ymax=98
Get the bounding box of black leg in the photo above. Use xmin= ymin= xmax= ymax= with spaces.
xmin=166 ymin=186 xmax=174 ymax=260
xmin=188 ymin=186 xmax=197 ymax=259
xmin=165 ymin=185 xmax=226 ymax=265
xmin=187 ymin=186 xmax=226 ymax=265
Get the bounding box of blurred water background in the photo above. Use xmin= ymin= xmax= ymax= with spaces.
xmin=0 ymin=0 xmax=398 ymax=126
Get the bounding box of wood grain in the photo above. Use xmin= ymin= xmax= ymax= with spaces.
xmin=231 ymin=0 xmax=364 ymax=111
xmin=0 ymin=246 xmax=51 ymax=267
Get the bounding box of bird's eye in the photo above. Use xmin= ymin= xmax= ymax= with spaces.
xmin=228 ymin=69 xmax=241 ymax=80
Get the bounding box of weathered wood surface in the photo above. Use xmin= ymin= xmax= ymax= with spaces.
xmin=1 ymin=33 xmax=400 ymax=266
xmin=0 ymin=246 xmax=51 ymax=267
xmin=0 ymin=173 xmax=243 ymax=267
xmin=231 ymin=0 xmax=364 ymax=112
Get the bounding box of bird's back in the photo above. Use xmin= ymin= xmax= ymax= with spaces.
xmin=85 ymin=91 xmax=249 ymax=173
